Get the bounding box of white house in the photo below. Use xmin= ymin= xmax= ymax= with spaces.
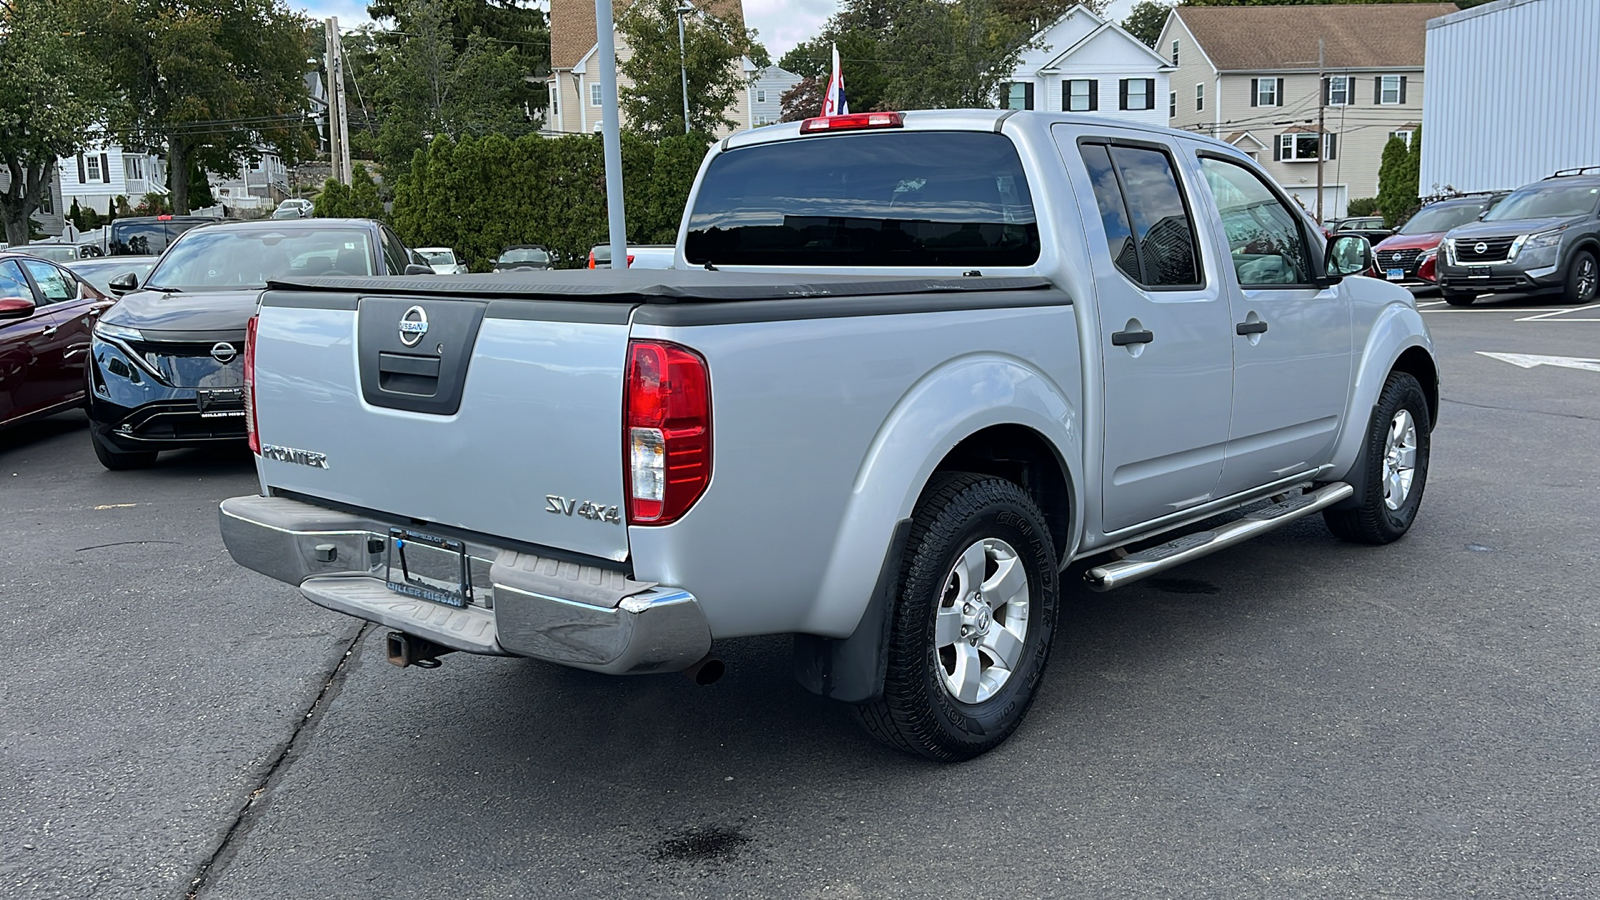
xmin=59 ymin=145 xmax=168 ymax=215
xmin=209 ymin=151 xmax=290 ymax=207
xmin=746 ymin=66 xmax=801 ymax=127
xmin=998 ymin=3 xmax=1173 ymax=128
xmin=1420 ymin=0 xmax=1600 ymax=194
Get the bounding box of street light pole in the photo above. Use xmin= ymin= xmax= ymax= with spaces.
xmin=676 ymin=4 xmax=693 ymax=135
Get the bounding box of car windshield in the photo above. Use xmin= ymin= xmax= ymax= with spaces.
xmin=1399 ymin=201 xmax=1491 ymax=234
xmin=685 ymin=131 xmax=1040 ymax=267
xmin=499 ymin=248 xmax=549 ymax=264
xmin=25 ymin=246 xmax=78 ymax=262
xmin=418 ymin=250 xmax=456 ymax=264
xmin=144 ymin=228 xmax=374 ymax=290
xmin=1484 ymin=183 xmax=1600 ymax=221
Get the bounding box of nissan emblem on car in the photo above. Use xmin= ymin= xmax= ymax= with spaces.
xmin=398 ymin=306 xmax=429 ymax=347
xmin=211 ymin=342 xmax=237 ymax=364
xmin=1475 ymin=241 xmax=1488 ymax=255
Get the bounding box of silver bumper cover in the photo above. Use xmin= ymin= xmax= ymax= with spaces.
xmin=218 ymin=494 xmax=711 ymax=674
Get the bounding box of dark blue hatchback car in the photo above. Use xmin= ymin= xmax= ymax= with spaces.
xmin=87 ymin=217 xmax=426 ymax=468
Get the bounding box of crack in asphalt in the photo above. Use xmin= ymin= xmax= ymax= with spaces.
xmin=1442 ymin=395 xmax=1600 ymax=422
xmin=183 ymin=622 xmax=371 ymax=900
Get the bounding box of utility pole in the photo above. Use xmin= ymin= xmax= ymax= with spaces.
xmin=596 ymin=0 xmax=626 ymax=267
xmin=1315 ymin=38 xmax=1326 ymax=224
xmin=325 ymin=17 xmax=352 ymax=186
xmin=677 ymin=5 xmax=694 ymax=135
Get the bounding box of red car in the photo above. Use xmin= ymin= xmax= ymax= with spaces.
xmin=1372 ymin=193 xmax=1509 ymax=287
xmin=0 ymin=252 xmax=114 ymax=430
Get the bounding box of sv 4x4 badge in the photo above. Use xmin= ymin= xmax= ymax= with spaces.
xmin=545 ymin=495 xmax=622 ymax=524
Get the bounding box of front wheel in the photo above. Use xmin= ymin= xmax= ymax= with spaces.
xmin=1324 ymin=372 xmax=1431 ymax=544
xmin=1564 ymin=250 xmax=1598 ymax=305
xmin=853 ymin=474 xmax=1060 ymax=761
xmin=1442 ymin=290 xmax=1476 ymax=307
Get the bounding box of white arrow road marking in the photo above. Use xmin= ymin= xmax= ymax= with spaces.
xmin=1477 ymin=352 xmax=1600 ymax=373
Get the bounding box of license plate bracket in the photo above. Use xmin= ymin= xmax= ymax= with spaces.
xmin=196 ymin=388 xmax=246 ymax=419
xmin=384 ymin=527 xmax=472 ymax=608
xmin=1468 ymin=265 xmax=1490 ymax=278
xmin=1386 ymin=268 xmax=1405 ymax=281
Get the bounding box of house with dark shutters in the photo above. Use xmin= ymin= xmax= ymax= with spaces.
xmin=1158 ymin=2 xmax=1456 ymax=220
xmin=998 ymin=3 xmax=1173 ymax=128
xmin=58 ymin=144 xmax=168 ymax=216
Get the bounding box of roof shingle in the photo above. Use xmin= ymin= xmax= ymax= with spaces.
xmin=1176 ymin=3 xmax=1458 ymax=71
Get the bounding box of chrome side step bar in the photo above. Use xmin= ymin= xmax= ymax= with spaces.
xmin=1085 ymin=482 xmax=1354 ymax=592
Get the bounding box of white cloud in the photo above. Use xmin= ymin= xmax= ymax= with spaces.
xmin=294 ymin=0 xmax=837 ymax=58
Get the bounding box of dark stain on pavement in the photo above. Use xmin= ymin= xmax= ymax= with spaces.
xmin=651 ymin=825 xmax=751 ymax=863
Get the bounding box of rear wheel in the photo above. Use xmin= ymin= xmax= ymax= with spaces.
xmin=92 ymin=431 xmax=157 ymax=470
xmin=1324 ymin=372 xmax=1430 ymax=545
xmin=1442 ymin=290 xmax=1476 ymax=307
xmin=1564 ymin=250 xmax=1598 ymax=305
xmin=853 ymin=474 xmax=1059 ymax=761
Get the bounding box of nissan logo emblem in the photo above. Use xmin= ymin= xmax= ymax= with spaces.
xmin=211 ymin=342 xmax=237 ymax=364
xmin=1474 ymin=241 xmax=1488 ymax=255
xmin=398 ymin=305 xmax=429 ymax=347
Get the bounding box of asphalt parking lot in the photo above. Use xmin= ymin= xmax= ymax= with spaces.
xmin=3 ymin=291 xmax=1597 ymax=900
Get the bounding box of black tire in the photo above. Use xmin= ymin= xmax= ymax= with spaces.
xmin=1442 ymin=290 xmax=1476 ymax=307
xmin=92 ymin=432 xmax=157 ymax=470
xmin=1563 ymin=249 xmax=1598 ymax=305
xmin=1324 ymin=372 xmax=1431 ymax=545
xmin=853 ymin=473 xmax=1060 ymax=761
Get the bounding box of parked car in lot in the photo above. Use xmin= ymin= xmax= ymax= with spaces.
xmin=1437 ymin=171 xmax=1600 ymax=306
xmin=0 ymin=252 xmax=113 ymax=431
xmin=221 ymin=110 xmax=1437 ymax=761
xmin=105 ymin=214 xmax=220 ymax=256
xmin=587 ymin=243 xmax=673 ymax=269
xmin=87 ymin=218 xmax=427 ymax=469
xmin=67 ymin=256 xmax=161 ymax=297
xmin=272 ymin=199 xmax=314 ymax=219
xmin=1373 ymin=193 xmax=1508 ymax=287
xmin=1329 ymin=216 xmax=1393 ymax=244
xmin=415 ymin=247 xmax=469 ymax=274
xmin=492 ymin=245 xmax=552 ymax=271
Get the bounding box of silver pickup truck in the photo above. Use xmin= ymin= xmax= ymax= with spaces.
xmin=220 ymin=110 xmax=1438 ymax=761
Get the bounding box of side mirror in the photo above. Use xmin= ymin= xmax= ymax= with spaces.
xmin=1326 ymin=233 xmax=1372 ymax=278
xmin=403 ymin=263 xmax=435 ymax=276
xmin=0 ymin=295 xmax=37 ymax=319
xmin=108 ymin=272 xmax=140 ymax=294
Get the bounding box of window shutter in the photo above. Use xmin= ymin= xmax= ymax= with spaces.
xmin=1399 ymin=76 xmax=1408 ymax=104
xmin=1322 ymin=77 xmax=1330 ymax=106
xmin=1146 ymin=80 xmax=1156 ymax=109
xmin=77 ymin=155 xmax=86 ymax=184
xmin=1119 ymin=79 xmax=1129 ymax=110
xmin=1274 ymin=136 xmax=1282 ymax=161
xmin=1024 ymin=82 xmax=1034 ymax=111
xmin=1374 ymin=77 xmax=1382 ymax=104
xmin=100 ymin=153 xmax=111 ymax=183
xmin=1250 ymin=78 xmax=1258 ymax=107
xmin=1089 ymin=79 xmax=1099 ymax=111
xmin=1062 ymin=82 xmax=1070 ymax=111
xmin=1275 ymin=78 xmax=1284 ymax=106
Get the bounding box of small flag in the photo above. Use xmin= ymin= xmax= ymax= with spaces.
xmin=822 ymin=43 xmax=849 ymax=116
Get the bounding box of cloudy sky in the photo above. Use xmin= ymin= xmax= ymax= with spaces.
xmin=296 ymin=0 xmax=839 ymax=58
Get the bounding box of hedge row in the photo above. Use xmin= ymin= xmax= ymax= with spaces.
xmin=388 ymin=131 xmax=713 ymax=270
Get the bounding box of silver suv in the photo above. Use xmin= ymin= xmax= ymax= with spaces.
xmin=1436 ymin=169 xmax=1600 ymax=306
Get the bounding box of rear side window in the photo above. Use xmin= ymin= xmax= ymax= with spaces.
xmin=108 ymin=219 xmax=211 ymax=256
xmin=685 ymin=131 xmax=1040 ymax=267
xmin=1079 ymin=141 xmax=1201 ymax=288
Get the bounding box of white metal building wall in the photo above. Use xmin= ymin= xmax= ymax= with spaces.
xmin=1419 ymin=0 xmax=1600 ymax=194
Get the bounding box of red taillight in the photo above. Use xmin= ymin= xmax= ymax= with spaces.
xmin=624 ymin=340 xmax=711 ymax=525
xmin=157 ymin=214 xmax=173 ymax=221
xmin=799 ymin=112 xmax=904 ymax=134
xmin=244 ymin=315 xmax=260 ymax=454
xmin=626 ymin=254 xmax=635 ymax=267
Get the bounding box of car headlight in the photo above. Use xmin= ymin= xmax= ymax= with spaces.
xmin=1523 ymin=227 xmax=1567 ymax=250
xmin=1443 ymin=238 xmax=1457 ymax=265
xmin=1416 ymin=247 xmax=1437 ymax=264
xmin=93 ymin=321 xmax=143 ymax=342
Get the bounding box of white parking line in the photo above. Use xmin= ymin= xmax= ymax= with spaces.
xmin=1514 ymin=303 xmax=1600 ymax=322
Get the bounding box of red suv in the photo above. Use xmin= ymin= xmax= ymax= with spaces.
xmin=1372 ymin=193 xmax=1508 ymax=287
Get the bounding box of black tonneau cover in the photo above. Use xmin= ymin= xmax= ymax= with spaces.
xmin=266 ymin=269 xmax=1053 ymax=304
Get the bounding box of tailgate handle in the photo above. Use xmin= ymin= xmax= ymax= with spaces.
xmin=378 ymin=351 xmax=441 ymax=396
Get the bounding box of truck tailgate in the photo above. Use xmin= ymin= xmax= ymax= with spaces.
xmin=252 ymin=291 xmax=634 ymax=563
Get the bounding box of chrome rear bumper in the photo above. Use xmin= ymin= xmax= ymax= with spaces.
xmin=218 ymin=494 xmax=711 ymax=674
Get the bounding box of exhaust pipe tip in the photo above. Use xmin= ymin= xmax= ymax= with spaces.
xmin=682 ymin=655 xmax=724 ymax=686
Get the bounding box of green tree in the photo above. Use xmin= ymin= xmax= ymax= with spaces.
xmin=1121 ymin=1 xmax=1172 ymax=48
xmin=1376 ymin=135 xmax=1417 ymax=227
xmin=617 ymin=0 xmax=769 ymax=139
xmin=0 ymin=0 xmax=119 ymax=245
xmin=361 ymin=0 xmax=537 ymax=185
xmin=81 ymin=0 xmax=316 ymax=214
xmin=880 ymin=0 xmax=1031 ymax=109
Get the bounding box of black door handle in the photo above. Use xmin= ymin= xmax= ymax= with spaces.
xmin=1236 ymin=320 xmax=1269 ymax=336
xmin=1111 ymin=328 xmax=1153 ymax=346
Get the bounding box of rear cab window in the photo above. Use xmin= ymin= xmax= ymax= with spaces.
xmin=685 ymin=131 xmax=1040 ymax=268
